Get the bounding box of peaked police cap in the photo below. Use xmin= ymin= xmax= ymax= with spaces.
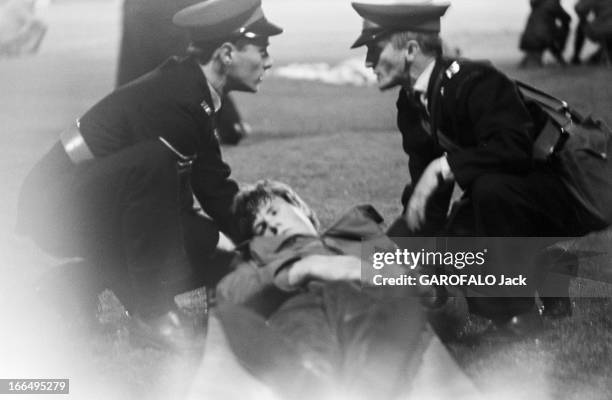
xmin=351 ymin=1 xmax=450 ymax=48
xmin=173 ymin=0 xmax=283 ymax=43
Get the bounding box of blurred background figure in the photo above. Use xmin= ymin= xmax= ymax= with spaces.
xmin=519 ymin=0 xmax=571 ymax=67
xmin=117 ymin=0 xmax=252 ymax=145
xmin=0 ymin=0 xmax=47 ymax=57
xmin=571 ymin=0 xmax=612 ymax=65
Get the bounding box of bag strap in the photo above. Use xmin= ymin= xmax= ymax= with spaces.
xmin=515 ymin=80 xmax=570 ymax=114
xmin=515 ymin=80 xmax=578 ymax=142
xmin=515 ymin=79 xmax=586 ymax=124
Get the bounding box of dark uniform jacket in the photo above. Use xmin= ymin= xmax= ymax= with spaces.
xmin=79 ymin=55 xmax=239 ymax=234
xmin=397 ymin=58 xmax=535 ymax=225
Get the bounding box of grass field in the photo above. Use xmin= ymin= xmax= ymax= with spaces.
xmin=1 ymin=1 xmax=612 ymax=399
xmin=222 ymin=72 xmax=612 ymax=400
xmin=3 ymin=68 xmax=611 ymax=400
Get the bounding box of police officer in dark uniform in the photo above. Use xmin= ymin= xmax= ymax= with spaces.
xmin=350 ymin=1 xmax=605 ymax=334
xmin=117 ymin=0 xmax=251 ymax=145
xmin=16 ymin=0 xmax=282 ymax=349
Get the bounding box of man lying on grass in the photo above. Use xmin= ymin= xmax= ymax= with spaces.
xmin=208 ymin=180 xmax=476 ymax=400
xmin=219 ymin=179 xmax=371 ymax=306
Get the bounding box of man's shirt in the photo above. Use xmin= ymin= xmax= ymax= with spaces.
xmin=412 ymin=59 xmax=436 ymax=111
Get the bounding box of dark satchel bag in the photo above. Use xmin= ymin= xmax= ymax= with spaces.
xmin=429 ymin=62 xmax=612 ymax=226
xmin=517 ymin=81 xmax=612 ymax=225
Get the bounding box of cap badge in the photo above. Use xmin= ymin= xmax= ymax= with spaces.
xmin=445 ymin=61 xmax=461 ymax=79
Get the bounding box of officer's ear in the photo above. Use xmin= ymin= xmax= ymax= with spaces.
xmin=217 ymin=42 xmax=235 ymax=67
xmin=404 ymin=39 xmax=420 ymax=62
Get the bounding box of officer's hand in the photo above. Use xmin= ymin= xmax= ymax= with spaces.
xmin=404 ymin=156 xmax=454 ymax=231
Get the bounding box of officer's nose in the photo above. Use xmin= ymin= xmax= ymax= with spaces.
xmin=365 ymin=48 xmax=378 ymax=69
xmin=264 ymin=55 xmax=273 ymax=70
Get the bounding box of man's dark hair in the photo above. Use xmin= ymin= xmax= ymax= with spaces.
xmin=232 ymin=180 xmax=320 ymax=243
xmin=390 ymin=31 xmax=443 ymax=57
xmin=186 ymin=36 xmax=250 ymax=63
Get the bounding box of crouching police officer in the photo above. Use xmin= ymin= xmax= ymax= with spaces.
xmin=16 ymin=0 xmax=282 ymax=350
xmin=350 ymin=1 xmax=605 ymax=335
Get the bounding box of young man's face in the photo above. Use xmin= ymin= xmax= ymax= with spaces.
xmin=251 ymin=197 xmax=317 ymax=238
xmin=226 ymin=37 xmax=273 ymax=93
xmin=366 ymin=38 xmax=411 ymax=91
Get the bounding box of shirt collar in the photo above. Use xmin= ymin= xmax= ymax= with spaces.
xmin=199 ymin=64 xmax=223 ymax=113
xmin=206 ymin=80 xmax=223 ymax=113
xmin=412 ymin=59 xmax=436 ymax=94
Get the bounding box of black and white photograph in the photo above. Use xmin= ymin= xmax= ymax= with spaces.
xmin=1 ymin=0 xmax=611 ymax=399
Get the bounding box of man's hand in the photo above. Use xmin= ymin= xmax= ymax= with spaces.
xmin=287 ymin=255 xmax=361 ymax=287
xmin=404 ymin=155 xmax=454 ymax=232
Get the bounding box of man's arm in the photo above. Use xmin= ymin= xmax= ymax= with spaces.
xmin=191 ymin=133 xmax=240 ymax=239
xmin=287 ymin=254 xmax=361 ymax=285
